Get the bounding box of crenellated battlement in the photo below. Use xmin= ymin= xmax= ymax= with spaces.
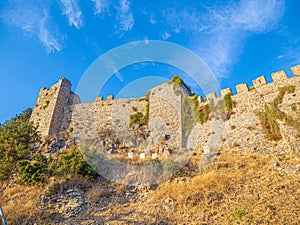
xmin=198 ymin=64 xmax=300 ymax=101
xmin=291 ymin=64 xmax=300 ymax=76
xmin=220 ymin=88 xmax=232 ymax=97
xmin=235 ymin=83 xmax=249 ymax=94
xmin=252 ymin=75 xmax=267 ymax=89
xmin=271 ymin=70 xmax=287 ymax=83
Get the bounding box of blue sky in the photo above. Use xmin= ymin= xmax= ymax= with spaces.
xmin=0 ymin=0 xmax=300 ymax=123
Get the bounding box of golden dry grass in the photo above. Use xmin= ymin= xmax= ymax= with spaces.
xmin=94 ymin=148 xmax=300 ymax=224
xmin=1 ymin=148 xmax=299 ymax=224
xmin=0 ymin=184 xmax=43 ymax=224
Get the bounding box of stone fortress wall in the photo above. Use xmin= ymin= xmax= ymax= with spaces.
xmin=196 ymin=64 xmax=300 ymax=154
xmin=31 ymin=64 xmax=300 ymax=153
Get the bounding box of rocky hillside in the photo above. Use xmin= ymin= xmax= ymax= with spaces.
xmin=1 ymin=146 xmax=299 ymax=224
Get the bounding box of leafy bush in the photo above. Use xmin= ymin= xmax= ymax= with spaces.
xmin=17 ymin=153 xmax=49 ymax=186
xmin=54 ymin=146 xmax=98 ymax=178
xmin=129 ymin=103 xmax=150 ymax=128
xmin=0 ymin=108 xmax=40 ymax=180
xmin=129 ymin=112 xmax=144 ymax=127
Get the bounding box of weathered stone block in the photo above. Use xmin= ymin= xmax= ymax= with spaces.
xmin=220 ymin=88 xmax=232 ymax=97
xmin=252 ymin=75 xmax=267 ymax=88
xmin=206 ymin=92 xmax=217 ymax=100
xmin=107 ymin=95 xmax=114 ymax=100
xmin=236 ymin=83 xmax=249 ymax=93
xmin=271 ymin=70 xmax=287 ymax=82
xmin=291 ymin=64 xmax=300 ymax=76
xmin=96 ymin=96 xmax=103 ymax=101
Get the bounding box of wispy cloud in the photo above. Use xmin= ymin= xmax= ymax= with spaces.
xmin=161 ymin=0 xmax=285 ymax=78
xmin=116 ymin=0 xmax=134 ymax=32
xmin=91 ymin=0 xmax=109 ymax=16
xmin=1 ymin=1 xmax=62 ymax=53
xmin=161 ymin=31 xmax=171 ymax=40
xmin=38 ymin=10 xmax=63 ymax=53
xmin=59 ymin=0 xmax=83 ymax=29
xmin=276 ymin=44 xmax=300 ymax=66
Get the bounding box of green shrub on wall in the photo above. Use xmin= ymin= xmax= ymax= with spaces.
xmin=129 ymin=102 xmax=150 ymax=127
xmin=129 ymin=112 xmax=144 ymax=127
xmin=198 ymin=105 xmax=211 ymax=124
xmin=182 ymin=95 xmax=199 ymax=136
xmin=171 ymin=75 xmax=183 ymax=86
xmin=42 ymin=100 xmax=50 ymax=109
xmin=258 ymin=85 xmax=299 ymax=140
xmin=224 ymin=93 xmax=236 ymax=112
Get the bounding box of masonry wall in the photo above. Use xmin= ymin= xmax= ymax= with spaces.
xmin=194 ymin=64 xmax=300 ymax=154
xmin=67 ymin=102 xmax=97 ymax=140
xmin=31 ymin=64 xmax=300 ymax=154
xmin=148 ymin=81 xmax=183 ymax=148
xmin=30 ymin=78 xmax=74 ymax=137
xmin=94 ymin=96 xmax=148 ymax=136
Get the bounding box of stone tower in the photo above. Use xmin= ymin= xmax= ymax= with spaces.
xmin=30 ymin=78 xmax=79 ymax=138
xmin=148 ymin=80 xmax=192 ymax=148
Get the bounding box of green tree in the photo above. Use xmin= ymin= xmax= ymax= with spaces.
xmin=0 ymin=108 xmax=40 ymax=180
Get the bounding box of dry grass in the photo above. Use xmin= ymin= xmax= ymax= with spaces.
xmin=1 ymin=148 xmax=300 ymax=224
xmin=94 ymin=148 xmax=300 ymax=224
xmin=0 ymin=184 xmax=43 ymax=224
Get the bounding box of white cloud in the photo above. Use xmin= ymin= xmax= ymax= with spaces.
xmin=38 ymin=10 xmax=62 ymax=53
xmin=277 ymin=45 xmax=300 ymax=66
xmin=59 ymin=0 xmax=83 ymax=29
xmin=161 ymin=31 xmax=171 ymax=40
xmin=161 ymin=0 xmax=285 ymax=78
xmin=91 ymin=0 xmax=109 ymax=16
xmin=149 ymin=14 xmax=157 ymax=25
xmin=1 ymin=1 xmax=62 ymax=53
xmin=117 ymin=0 xmax=134 ymax=32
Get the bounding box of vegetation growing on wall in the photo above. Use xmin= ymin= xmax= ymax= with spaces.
xmin=129 ymin=112 xmax=144 ymax=127
xmin=182 ymin=95 xmax=199 ymax=136
xmin=42 ymin=100 xmax=50 ymax=109
xmin=198 ymin=104 xmax=211 ymax=124
xmin=129 ymin=102 xmax=150 ymax=128
xmin=171 ymin=75 xmax=191 ymax=96
xmin=144 ymin=102 xmax=150 ymax=122
xmin=172 ymin=75 xmax=184 ymax=86
xmin=258 ymin=85 xmax=299 ymax=140
xmin=224 ymin=93 xmax=236 ymax=112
